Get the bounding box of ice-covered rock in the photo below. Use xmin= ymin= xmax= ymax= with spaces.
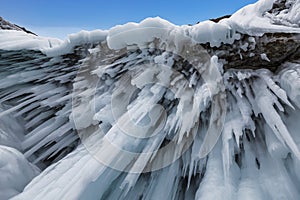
xmin=0 ymin=146 xmax=39 ymax=199
xmin=0 ymin=0 xmax=300 ymax=200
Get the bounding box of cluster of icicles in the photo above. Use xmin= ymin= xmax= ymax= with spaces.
xmin=0 ymin=37 xmax=299 ymax=199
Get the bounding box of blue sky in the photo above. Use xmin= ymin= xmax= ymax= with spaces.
xmin=1 ymin=0 xmax=258 ymax=39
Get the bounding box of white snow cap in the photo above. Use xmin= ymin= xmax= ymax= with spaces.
xmin=0 ymin=30 xmax=62 ymax=51
xmin=0 ymin=0 xmax=300 ymax=55
xmin=107 ymin=17 xmax=174 ymax=49
xmin=45 ymin=29 xmax=108 ymax=57
xmin=229 ymin=0 xmax=300 ymax=35
xmin=0 ymin=29 xmax=108 ymax=56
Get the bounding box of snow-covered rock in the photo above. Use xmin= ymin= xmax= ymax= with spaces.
xmin=0 ymin=17 xmax=36 ymax=35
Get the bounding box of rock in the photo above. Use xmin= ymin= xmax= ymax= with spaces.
xmin=0 ymin=16 xmax=37 ymax=36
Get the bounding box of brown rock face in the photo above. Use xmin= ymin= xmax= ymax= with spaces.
xmin=205 ymin=33 xmax=300 ymax=72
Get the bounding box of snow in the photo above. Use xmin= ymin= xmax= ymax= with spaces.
xmin=45 ymin=30 xmax=108 ymax=57
xmin=107 ymin=17 xmax=239 ymax=49
xmin=107 ymin=17 xmax=173 ymax=49
xmin=266 ymin=0 xmax=300 ymax=27
xmin=0 ymin=30 xmax=62 ymax=51
xmin=0 ymin=0 xmax=299 ymax=56
xmin=0 ymin=29 xmax=107 ymax=57
xmin=229 ymin=0 xmax=300 ymax=35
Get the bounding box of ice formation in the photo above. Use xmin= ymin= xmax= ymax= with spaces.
xmin=0 ymin=0 xmax=300 ymax=199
